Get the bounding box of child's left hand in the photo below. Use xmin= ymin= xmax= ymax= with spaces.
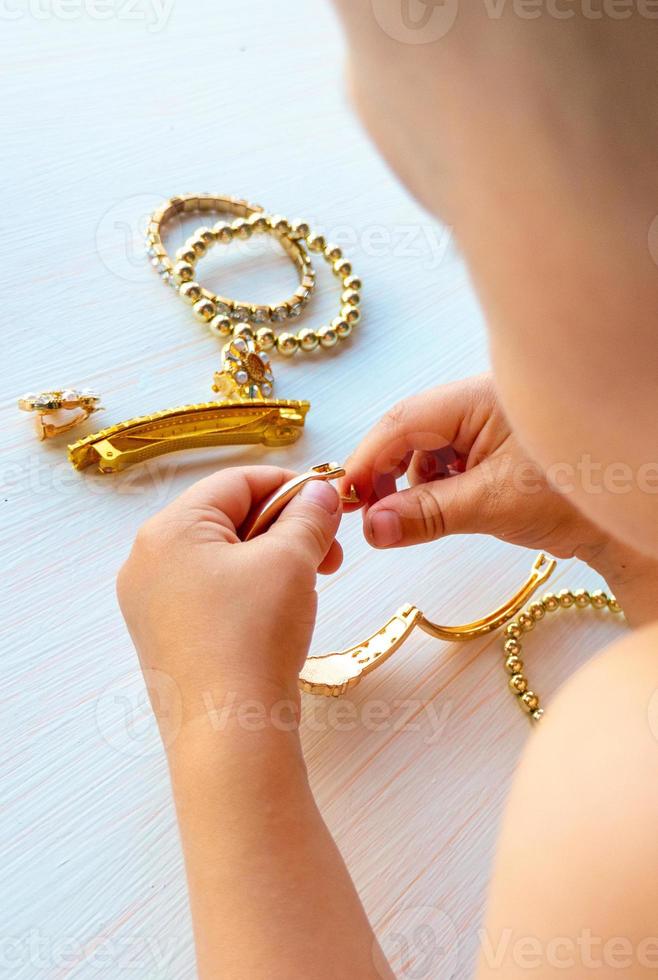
xmin=117 ymin=466 xmax=343 ymax=743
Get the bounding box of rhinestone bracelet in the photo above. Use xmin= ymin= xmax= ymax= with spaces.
xmin=146 ymin=194 xmax=362 ymax=356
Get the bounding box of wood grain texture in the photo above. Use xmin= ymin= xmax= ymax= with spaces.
xmin=0 ymin=2 xmax=624 ymax=977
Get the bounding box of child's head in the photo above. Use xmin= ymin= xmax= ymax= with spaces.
xmin=332 ymin=0 xmax=658 ymax=556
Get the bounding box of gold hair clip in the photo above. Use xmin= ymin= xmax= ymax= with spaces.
xmin=68 ymin=400 xmax=309 ymax=473
xmin=18 ymin=389 xmax=102 ymax=440
xmin=68 ymin=335 xmax=310 ymax=473
xmin=244 ymin=462 xmax=558 ymax=696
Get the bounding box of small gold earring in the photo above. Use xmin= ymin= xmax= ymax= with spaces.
xmin=18 ymin=389 xmax=103 ymax=441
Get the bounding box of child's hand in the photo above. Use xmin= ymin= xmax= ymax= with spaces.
xmin=342 ymin=373 xmax=613 ymax=563
xmin=117 ymin=466 xmax=342 ymax=740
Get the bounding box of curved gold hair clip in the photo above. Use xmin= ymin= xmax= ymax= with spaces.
xmin=68 ymin=338 xmax=309 ymax=474
xmin=245 ymin=463 xmax=558 ymax=696
xmin=68 ymin=400 xmax=309 ymax=473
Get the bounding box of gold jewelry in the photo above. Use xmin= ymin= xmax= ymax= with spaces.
xmin=243 ymin=462 xmax=348 ymax=539
xmin=213 ymin=335 xmax=274 ymax=400
xmin=147 ymin=194 xmax=316 ymax=327
xmin=68 ymin=399 xmax=308 ymax=473
xmin=244 ymin=462 xmax=558 ymax=696
xmin=502 ymin=587 xmax=623 ymax=722
xmin=25 ymin=194 xmax=363 ymax=473
xmin=18 ymin=389 xmax=102 ymax=440
xmin=146 ymin=194 xmax=362 ymax=356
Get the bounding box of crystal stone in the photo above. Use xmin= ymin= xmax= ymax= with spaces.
xmin=34 ymin=394 xmax=58 ymax=410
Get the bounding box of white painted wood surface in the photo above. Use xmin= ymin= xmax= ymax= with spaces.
xmin=0 ymin=3 xmax=624 ymax=977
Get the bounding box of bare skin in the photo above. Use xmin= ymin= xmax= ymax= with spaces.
xmin=118 ymin=3 xmax=658 ymax=976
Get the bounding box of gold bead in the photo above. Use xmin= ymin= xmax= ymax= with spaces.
xmin=175 ymin=246 xmax=196 ymax=265
xmin=233 ymin=324 xmax=254 ymax=340
xmin=333 ymin=259 xmax=352 ymax=278
xmin=341 ymin=289 xmax=361 ymax=307
xmin=325 ymin=243 xmax=342 ymax=261
xmin=543 ymin=593 xmax=559 ymax=612
xmin=558 ymin=589 xmax=575 ymax=608
xmin=231 ymin=217 xmax=252 ymax=239
xmin=290 ymin=219 xmax=311 ymax=239
xmin=270 ymin=215 xmax=291 ymax=236
xmin=590 ymin=589 xmax=608 ymax=609
xmin=187 ymin=236 xmax=207 ymax=257
xmin=529 ymin=601 xmax=545 ymax=620
xmin=332 ymin=317 xmax=352 ymax=339
xmin=608 ymin=596 xmax=622 ymax=614
xmin=505 ymin=655 xmax=524 ymax=675
xmin=505 ymin=623 xmax=523 ymax=640
xmin=277 ymin=332 xmax=299 ymax=356
xmin=213 ymin=223 xmax=233 ymax=243
xmin=173 ymin=261 xmax=195 ymax=284
xmin=209 ymin=315 xmax=233 ymax=338
xmin=532 ymin=708 xmax=545 ymax=722
xmin=307 ymin=233 xmax=326 ymax=253
xmin=517 ymin=612 xmax=534 ymax=632
xmin=573 ymin=588 xmax=590 ymax=608
xmin=179 ymin=281 xmax=202 ymax=304
xmin=297 ymin=328 xmax=319 ymax=352
xmin=318 ymin=324 xmax=338 ymax=348
xmin=344 ymin=274 xmax=362 ymax=291
xmin=510 ymin=674 xmax=528 ymax=694
xmin=504 ymin=637 xmax=521 ymax=656
xmin=196 ymin=226 xmax=214 ymax=246
xmin=256 ymin=327 xmax=276 ymax=351
xmin=343 ymin=306 xmax=361 ymax=325
xmin=248 ymin=213 xmax=269 ymax=233
xmin=520 ymin=691 xmax=540 ymax=713
xmin=193 ymin=298 xmax=216 ymax=322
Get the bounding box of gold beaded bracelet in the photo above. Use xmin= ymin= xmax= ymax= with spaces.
xmin=146 ymin=194 xmax=362 ymax=357
xmin=147 ymin=194 xmax=315 ymax=323
xmin=502 ymin=587 xmax=623 ymax=722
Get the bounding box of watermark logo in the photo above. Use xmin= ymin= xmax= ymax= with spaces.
xmin=375 ymin=905 xmax=459 ymax=978
xmin=371 ymin=0 xmax=459 ymax=43
xmin=96 ymin=192 xmax=167 ymax=283
xmin=95 ymin=667 xmax=182 ymax=758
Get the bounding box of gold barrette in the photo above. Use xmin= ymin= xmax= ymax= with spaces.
xmin=18 ymin=389 xmax=102 ymax=440
xmin=68 ymin=339 xmax=308 ymax=473
xmin=68 ymin=399 xmax=308 ymax=473
xmin=244 ymin=463 xmax=558 ymax=697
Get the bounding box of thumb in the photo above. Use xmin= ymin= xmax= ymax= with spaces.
xmin=267 ymin=479 xmax=342 ymax=568
xmin=364 ymin=467 xmax=505 ymax=548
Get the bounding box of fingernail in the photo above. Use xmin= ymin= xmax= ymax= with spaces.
xmin=300 ymin=479 xmax=339 ymax=514
xmin=368 ymin=509 xmax=402 ymax=548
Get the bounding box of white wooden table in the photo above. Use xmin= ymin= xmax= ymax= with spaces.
xmin=0 ymin=3 xmax=623 ymax=977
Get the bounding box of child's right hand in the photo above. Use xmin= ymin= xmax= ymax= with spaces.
xmin=341 ymin=373 xmax=658 ymax=626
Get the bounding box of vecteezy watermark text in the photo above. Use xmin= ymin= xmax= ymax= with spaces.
xmin=372 ymin=0 xmax=658 ymax=45
xmin=0 ymin=0 xmax=174 ymax=31
xmin=479 ymin=927 xmax=658 ymax=971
